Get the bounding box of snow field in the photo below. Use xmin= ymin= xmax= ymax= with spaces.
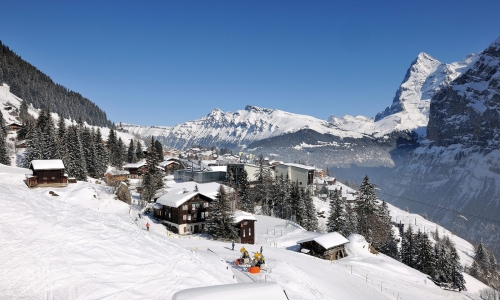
xmin=0 ymin=163 xmax=489 ymax=299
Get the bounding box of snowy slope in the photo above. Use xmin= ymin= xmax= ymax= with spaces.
xmin=0 ymin=164 xmax=489 ymax=299
xmin=0 ymin=84 xmax=138 ymax=149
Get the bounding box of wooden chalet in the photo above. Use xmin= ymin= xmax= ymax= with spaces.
xmin=297 ymin=232 xmax=349 ymax=260
xmin=123 ymin=160 xmax=147 ymax=178
xmin=233 ymin=211 xmax=257 ymax=244
xmin=159 ymin=157 xmax=183 ymax=174
xmin=154 ymin=189 xmax=213 ymax=234
xmin=27 ymin=159 xmax=68 ymax=188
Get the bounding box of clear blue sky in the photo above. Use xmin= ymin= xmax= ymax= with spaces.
xmin=1 ymin=0 xmax=500 ymax=126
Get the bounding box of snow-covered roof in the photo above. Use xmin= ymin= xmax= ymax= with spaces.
xmin=159 ymin=160 xmax=176 ymax=167
xmin=153 ymin=203 xmax=163 ymax=209
xmin=105 ymin=168 xmax=130 ymax=176
xmin=165 ymin=182 xmax=234 ymax=198
xmin=172 ymin=282 xmax=288 ymax=300
xmin=30 ymin=159 xmax=65 ymax=170
xmin=283 ymin=163 xmax=315 ymax=171
xmin=123 ymin=160 xmax=146 ymax=169
xmin=233 ymin=210 xmax=257 ymax=224
xmin=209 ymin=166 xmax=226 ymax=172
xmin=297 ymin=232 xmax=349 ymax=249
xmin=156 ymin=190 xmax=200 ymax=208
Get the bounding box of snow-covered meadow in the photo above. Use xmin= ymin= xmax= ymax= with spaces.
xmin=0 ymin=164 xmax=489 ymax=299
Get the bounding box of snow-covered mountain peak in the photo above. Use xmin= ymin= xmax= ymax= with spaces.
xmin=244 ymin=105 xmax=276 ymax=114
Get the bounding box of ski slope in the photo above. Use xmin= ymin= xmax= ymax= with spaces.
xmin=0 ymin=164 xmax=488 ymax=299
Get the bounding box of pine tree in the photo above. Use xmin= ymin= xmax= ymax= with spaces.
xmin=154 ymin=139 xmax=164 ymax=162
xmin=65 ymin=125 xmax=87 ymax=180
xmin=206 ymin=185 xmax=239 ymax=240
xmin=376 ymin=200 xmax=399 ymax=258
xmin=415 ymin=230 xmax=435 ymax=275
xmin=401 ymin=225 xmax=417 ymax=268
xmin=24 ymin=120 xmax=41 ymax=167
xmin=326 ymin=189 xmax=347 ymax=235
xmin=127 ymin=139 xmax=137 ymax=163
xmin=450 ymin=246 xmax=466 ymax=290
xmin=140 ymin=137 xmax=163 ymax=204
xmin=115 ymin=137 xmax=126 ymax=167
xmin=135 ymin=141 xmax=144 ymax=160
xmin=303 ymin=189 xmax=318 ymax=231
xmin=344 ymin=203 xmax=358 ymax=236
xmin=40 ymin=110 xmax=57 ymax=159
xmin=81 ymin=127 xmax=94 ymax=176
xmin=19 ymin=98 xmax=29 ymax=123
xmin=238 ymin=169 xmax=253 ymax=213
xmin=0 ymin=110 xmax=10 ymax=165
xmin=356 ymin=175 xmax=378 ymax=243
xmin=226 ymin=166 xmax=234 ymax=187
xmin=254 ymin=155 xmax=273 ymax=215
xmin=56 ymin=115 xmax=67 ymax=160
xmin=434 ymin=241 xmax=452 ymax=283
xmin=93 ymin=128 xmax=108 ymax=177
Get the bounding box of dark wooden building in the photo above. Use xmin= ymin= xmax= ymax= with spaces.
xmin=233 ymin=211 xmax=257 ymax=244
xmin=27 ymin=159 xmax=68 ymax=188
xmin=154 ymin=190 xmax=213 ymax=234
xmin=123 ymin=161 xmax=147 ymax=178
xmin=297 ymin=232 xmax=349 ymax=260
xmin=7 ymin=122 xmax=23 ymax=132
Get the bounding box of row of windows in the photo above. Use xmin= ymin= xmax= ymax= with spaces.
xmin=182 ymin=212 xmax=208 ymax=220
xmin=182 ymin=203 xmax=209 ymax=210
xmin=242 ymin=228 xmax=252 ymax=237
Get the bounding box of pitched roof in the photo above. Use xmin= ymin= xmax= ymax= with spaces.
xmin=123 ymin=160 xmax=146 ymax=169
xmin=233 ymin=210 xmax=257 ymax=223
xmin=30 ymin=159 xmax=65 ymax=170
xmin=284 ymin=163 xmax=316 ymax=171
xmin=297 ymin=232 xmax=349 ymax=249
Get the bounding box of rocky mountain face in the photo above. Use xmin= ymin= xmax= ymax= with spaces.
xmin=348 ymin=38 xmax=500 ymax=257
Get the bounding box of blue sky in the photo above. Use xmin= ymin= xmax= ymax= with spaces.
xmin=2 ymin=0 xmax=500 ymax=126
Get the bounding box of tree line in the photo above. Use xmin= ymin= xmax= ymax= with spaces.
xmin=0 ymin=40 xmax=112 ymax=127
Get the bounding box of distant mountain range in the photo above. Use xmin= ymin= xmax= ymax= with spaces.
xmin=123 ymin=36 xmax=500 ymax=256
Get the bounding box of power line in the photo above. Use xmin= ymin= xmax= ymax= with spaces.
xmin=376 ymin=190 xmax=500 ymax=225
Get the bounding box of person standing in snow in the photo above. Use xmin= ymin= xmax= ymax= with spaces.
xmin=260 ymin=246 xmax=263 ymax=254
xmin=146 ymin=222 xmax=150 ymax=231
xmin=232 ymin=240 xmax=235 ymax=251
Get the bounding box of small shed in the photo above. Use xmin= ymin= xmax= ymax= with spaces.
xmin=297 ymin=232 xmax=349 ymax=260
xmin=27 ymin=159 xmax=68 ymax=188
xmin=233 ymin=211 xmax=257 ymax=244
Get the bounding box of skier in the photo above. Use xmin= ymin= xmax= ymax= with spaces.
xmin=232 ymin=240 xmax=235 ymax=251
xmin=146 ymin=222 xmax=150 ymax=231
xmin=138 ymin=213 xmax=141 ymax=219
xmin=260 ymin=245 xmax=263 ymax=254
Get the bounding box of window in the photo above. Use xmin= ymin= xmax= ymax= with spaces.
xmin=196 ymin=203 xmax=200 ymax=208
xmin=187 ymin=215 xmax=191 ymax=221
xmin=243 ymin=230 xmax=246 ymax=237
xmin=43 ymin=177 xmax=47 ymax=180
xmin=169 ymin=213 xmax=171 ymax=219
xmin=182 ymin=205 xmax=188 ymax=210
xmin=192 ymin=204 xmax=196 ymax=210
xmin=183 ymin=215 xmax=186 ymax=220
xmin=299 ymin=182 xmax=302 ymax=185
xmin=184 ymin=227 xmax=187 ymax=233
xmin=249 ymin=228 xmax=251 ymax=236
xmin=205 ymin=211 xmax=209 ymax=217
xmin=204 ymin=202 xmax=209 ymax=208
xmin=51 ymin=177 xmax=55 ymax=180
xmin=201 ymin=212 xmax=205 ymax=219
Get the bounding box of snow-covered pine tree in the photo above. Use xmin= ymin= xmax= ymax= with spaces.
xmin=237 ymin=169 xmax=253 ymax=213
xmin=401 ymin=225 xmax=417 ymax=268
xmin=292 ymin=182 xmax=306 ymax=226
xmin=19 ymin=98 xmax=29 ymax=123
xmin=414 ymin=230 xmax=435 ymax=275
xmin=81 ymin=126 xmax=95 ymax=176
xmin=56 ymin=115 xmax=68 ymax=160
xmin=65 ymin=125 xmax=87 ymax=180
xmin=127 ymin=139 xmax=137 ymax=163
xmin=0 ymin=110 xmax=11 ymax=165
xmin=107 ymin=128 xmax=119 ymax=167
xmin=41 ymin=110 xmax=57 ymax=159
xmin=434 ymin=241 xmax=452 ymax=283
xmin=375 ymin=200 xmax=399 ymax=259
xmin=226 ymin=166 xmax=234 ymax=187
xmin=24 ymin=120 xmax=41 ymax=168
xmin=205 ymin=185 xmax=238 ymax=240
xmin=140 ymin=138 xmax=163 ymax=204
xmin=469 ymin=240 xmax=492 ymax=284
xmin=356 ymin=175 xmax=378 ymax=243
xmin=93 ymin=128 xmax=108 ymax=177
xmin=114 ymin=137 xmax=126 ymax=167
xmin=326 ymin=189 xmax=347 ymax=236
xmin=450 ymin=246 xmax=466 ymax=291
xmin=303 ymin=188 xmax=318 ymax=231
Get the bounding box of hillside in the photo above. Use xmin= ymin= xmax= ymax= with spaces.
xmin=0 ymin=41 xmax=112 ymax=127
xmin=0 ymin=164 xmax=489 ymax=299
